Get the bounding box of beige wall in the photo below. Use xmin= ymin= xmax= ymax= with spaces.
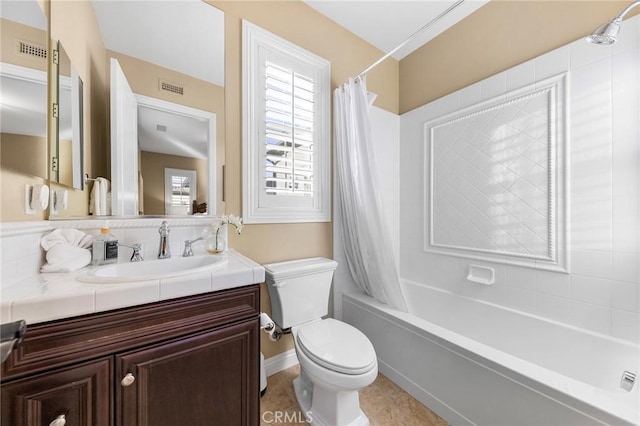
xmin=140 ymin=151 xmax=207 ymax=215
xmin=1 ymin=134 xmax=48 ymax=179
xmin=399 ymin=0 xmax=639 ymax=113
xmin=1 ymin=18 xmax=47 ymax=72
xmin=57 ymin=139 xmax=72 ymax=187
xmin=211 ymin=0 xmax=399 ymax=358
xmin=108 ymin=51 xmax=226 ymax=215
xmin=47 ymin=0 xmax=109 ymax=219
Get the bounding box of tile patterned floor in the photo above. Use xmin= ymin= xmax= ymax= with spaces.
xmin=260 ymin=365 xmax=448 ymax=426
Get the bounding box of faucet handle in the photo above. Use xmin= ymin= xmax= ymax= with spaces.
xmin=120 ymin=243 xmax=144 ymax=262
xmin=130 ymin=243 xmax=144 ymax=262
xmin=182 ymin=237 xmax=203 ymax=257
xmin=183 ymin=241 xmax=194 ymax=257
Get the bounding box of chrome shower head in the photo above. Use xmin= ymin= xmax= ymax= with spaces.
xmin=586 ymin=0 xmax=640 ymax=45
xmin=587 ymin=18 xmax=621 ymax=45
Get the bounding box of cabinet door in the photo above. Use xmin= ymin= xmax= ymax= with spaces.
xmin=116 ymin=319 xmax=258 ymax=426
xmin=1 ymin=357 xmax=112 ymax=426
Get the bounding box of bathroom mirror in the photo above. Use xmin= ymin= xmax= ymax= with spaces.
xmin=0 ymin=0 xmax=48 ymax=180
xmin=54 ymin=42 xmax=84 ymax=190
xmin=49 ymin=0 xmax=225 ymax=218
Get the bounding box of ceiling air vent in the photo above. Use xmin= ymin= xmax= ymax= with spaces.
xmin=159 ymin=79 xmax=184 ymax=96
xmin=18 ymin=40 xmax=47 ymax=59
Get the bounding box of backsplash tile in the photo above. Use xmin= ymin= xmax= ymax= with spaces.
xmin=0 ymin=218 xmax=217 ymax=289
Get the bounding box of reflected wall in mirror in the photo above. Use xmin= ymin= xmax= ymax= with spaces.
xmin=0 ymin=0 xmax=48 ymax=180
xmin=49 ymin=0 xmax=225 ymax=218
xmin=110 ymin=60 xmax=216 ymax=216
xmin=137 ymin=97 xmax=215 ymax=216
xmin=55 ymin=42 xmax=84 ymax=190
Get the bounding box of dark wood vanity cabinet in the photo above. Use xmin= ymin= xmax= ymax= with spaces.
xmin=1 ymin=285 xmax=260 ymax=426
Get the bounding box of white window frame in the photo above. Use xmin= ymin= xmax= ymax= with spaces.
xmin=164 ymin=168 xmax=197 ymax=215
xmin=242 ymin=20 xmax=331 ymax=224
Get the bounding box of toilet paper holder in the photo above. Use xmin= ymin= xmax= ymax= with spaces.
xmin=259 ymin=312 xmax=283 ymax=341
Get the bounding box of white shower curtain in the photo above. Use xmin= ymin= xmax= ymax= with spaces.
xmin=334 ymin=77 xmax=407 ymax=312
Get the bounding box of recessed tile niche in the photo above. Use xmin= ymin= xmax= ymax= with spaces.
xmin=425 ymin=74 xmax=568 ymax=272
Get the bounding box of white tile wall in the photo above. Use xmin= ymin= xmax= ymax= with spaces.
xmin=400 ymin=15 xmax=640 ymax=343
xmin=1 ymin=228 xmax=47 ymax=287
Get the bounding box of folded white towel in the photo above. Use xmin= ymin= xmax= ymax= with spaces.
xmin=40 ymin=229 xmax=94 ymax=273
xmin=89 ymin=177 xmax=110 ymax=216
xmin=41 ymin=246 xmax=92 ymax=273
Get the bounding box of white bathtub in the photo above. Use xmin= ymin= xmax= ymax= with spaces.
xmin=343 ymin=280 xmax=639 ymax=425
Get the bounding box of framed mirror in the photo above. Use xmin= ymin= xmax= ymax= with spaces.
xmin=49 ymin=0 xmax=225 ymax=219
xmin=54 ymin=42 xmax=84 ymax=190
xmin=0 ymin=0 xmax=48 ymax=181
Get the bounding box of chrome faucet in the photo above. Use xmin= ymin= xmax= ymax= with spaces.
xmin=119 ymin=243 xmax=144 ymax=262
xmin=182 ymin=237 xmax=203 ymax=257
xmin=158 ymin=221 xmax=171 ymax=259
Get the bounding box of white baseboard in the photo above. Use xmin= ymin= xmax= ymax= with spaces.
xmin=264 ymin=348 xmax=298 ymax=377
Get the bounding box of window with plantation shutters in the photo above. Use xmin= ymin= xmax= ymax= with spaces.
xmin=243 ymin=21 xmax=330 ymax=224
xmin=265 ymin=61 xmax=314 ymax=197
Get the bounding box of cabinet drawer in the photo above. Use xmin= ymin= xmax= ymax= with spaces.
xmin=1 ymin=357 xmax=112 ymax=426
xmin=2 ymin=285 xmax=260 ymax=381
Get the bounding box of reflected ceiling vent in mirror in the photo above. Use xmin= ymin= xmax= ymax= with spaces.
xmin=159 ymin=79 xmax=184 ymax=95
xmin=156 ymin=124 xmax=167 ymax=132
xmin=17 ymin=39 xmax=47 ymax=59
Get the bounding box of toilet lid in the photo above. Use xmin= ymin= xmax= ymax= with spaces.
xmin=296 ymin=319 xmax=376 ymax=375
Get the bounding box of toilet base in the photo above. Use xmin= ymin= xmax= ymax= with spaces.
xmin=293 ymin=372 xmax=370 ymax=426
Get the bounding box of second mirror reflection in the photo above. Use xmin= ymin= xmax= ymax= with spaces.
xmin=56 ymin=42 xmax=84 ymax=190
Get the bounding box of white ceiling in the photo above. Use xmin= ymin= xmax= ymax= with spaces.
xmin=304 ymin=0 xmax=489 ymax=60
xmin=92 ymin=0 xmax=225 ymax=87
xmin=0 ymin=0 xmax=46 ymax=30
xmin=0 ymin=74 xmax=47 ymax=137
xmin=138 ymin=106 xmax=209 ymax=159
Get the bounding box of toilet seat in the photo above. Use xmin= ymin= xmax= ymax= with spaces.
xmin=296 ymin=319 xmax=376 ymax=375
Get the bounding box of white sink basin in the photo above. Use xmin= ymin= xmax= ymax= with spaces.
xmin=77 ymin=254 xmax=227 ymax=283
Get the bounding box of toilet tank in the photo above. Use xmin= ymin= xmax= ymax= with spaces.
xmin=264 ymin=257 xmax=338 ymax=329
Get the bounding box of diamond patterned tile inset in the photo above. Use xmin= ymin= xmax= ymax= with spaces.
xmin=430 ymin=89 xmax=553 ymax=258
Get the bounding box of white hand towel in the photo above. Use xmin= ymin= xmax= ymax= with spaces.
xmin=41 ymin=229 xmax=93 ymax=251
xmin=40 ymin=229 xmax=94 ymax=272
xmin=89 ymin=177 xmax=110 ymax=216
xmin=41 ymin=246 xmax=92 ymax=273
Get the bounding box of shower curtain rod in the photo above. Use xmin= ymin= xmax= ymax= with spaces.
xmin=354 ymin=0 xmax=466 ymax=82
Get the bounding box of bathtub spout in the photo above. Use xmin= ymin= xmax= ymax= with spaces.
xmin=620 ymin=371 xmax=636 ymax=392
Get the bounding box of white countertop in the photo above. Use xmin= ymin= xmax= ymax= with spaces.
xmin=0 ymin=250 xmax=265 ymax=325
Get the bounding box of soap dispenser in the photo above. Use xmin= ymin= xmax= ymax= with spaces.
xmin=92 ymin=228 xmax=118 ymax=265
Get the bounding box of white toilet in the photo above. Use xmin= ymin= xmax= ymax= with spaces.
xmin=264 ymin=257 xmax=378 ymax=426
